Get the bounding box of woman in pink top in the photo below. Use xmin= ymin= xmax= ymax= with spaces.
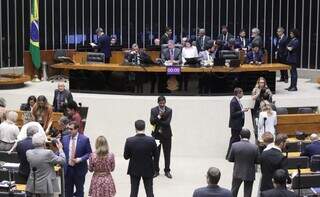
xmin=89 ymin=136 xmax=116 ymax=197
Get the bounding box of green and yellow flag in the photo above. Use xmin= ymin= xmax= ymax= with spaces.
xmin=30 ymin=0 xmax=41 ymax=70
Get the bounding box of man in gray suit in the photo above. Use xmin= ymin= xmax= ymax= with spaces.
xmin=228 ymin=129 xmax=259 ymax=197
xmin=161 ymin=40 xmax=182 ymax=65
xmin=26 ymin=132 xmax=66 ymax=197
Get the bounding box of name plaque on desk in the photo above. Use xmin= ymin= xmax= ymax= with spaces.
xmin=166 ymin=66 xmax=181 ymax=75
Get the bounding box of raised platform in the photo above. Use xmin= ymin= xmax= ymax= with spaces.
xmin=0 ymin=74 xmax=30 ymax=89
xmin=52 ymin=63 xmax=289 ymax=95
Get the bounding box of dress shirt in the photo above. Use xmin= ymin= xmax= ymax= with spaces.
xmin=264 ymin=143 xmax=275 ymax=152
xmin=69 ymin=133 xmax=79 ymax=160
xmin=0 ymin=121 xmax=19 ymax=143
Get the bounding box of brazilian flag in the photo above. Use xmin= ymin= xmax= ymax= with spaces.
xmin=30 ymin=0 xmax=41 ymax=70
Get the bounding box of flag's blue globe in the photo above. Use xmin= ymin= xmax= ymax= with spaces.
xmin=30 ymin=20 xmax=39 ymax=42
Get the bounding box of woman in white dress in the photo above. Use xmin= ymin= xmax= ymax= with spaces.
xmin=257 ymin=101 xmax=277 ymax=142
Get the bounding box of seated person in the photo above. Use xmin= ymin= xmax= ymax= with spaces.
xmin=31 ymin=95 xmax=53 ymax=132
xmin=198 ymin=41 xmax=215 ymax=66
xmin=0 ymin=97 xmax=6 ymax=123
xmin=125 ymin=43 xmax=151 ymax=65
xmin=161 ymin=40 xmax=182 ymax=65
xmin=247 ymin=44 xmax=264 ymax=64
xmin=222 ymin=38 xmax=237 ymax=51
xmin=0 ymin=111 xmax=19 ymax=151
xmin=182 ymin=39 xmax=198 ymax=65
xmin=301 ymin=133 xmax=320 ymax=158
xmin=20 ymin=95 xmax=37 ymax=111
xmin=257 ymin=101 xmax=277 ymax=142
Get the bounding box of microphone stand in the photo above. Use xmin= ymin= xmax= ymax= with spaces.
xmin=263 ymin=117 xmax=267 ymax=133
xmin=297 ymin=164 xmax=301 ymax=197
xmin=32 ymin=167 xmax=37 ymax=197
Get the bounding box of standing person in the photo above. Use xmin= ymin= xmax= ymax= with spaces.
xmin=150 ymin=96 xmax=173 ymax=179
xmin=62 ymin=121 xmax=92 ymax=197
xmin=260 ymin=134 xmax=290 ymax=192
xmin=226 ymin=88 xmax=249 ymax=159
xmin=91 ymin=28 xmax=111 ymax=63
xmin=257 ymin=101 xmax=277 ymax=141
xmin=286 ymin=29 xmax=300 ymax=91
xmin=89 ymin=136 xmax=116 ymax=197
xmin=261 ymin=169 xmax=298 ymax=197
xmin=193 ymin=167 xmax=232 ymax=197
xmin=16 ymin=125 xmax=37 ymax=183
xmin=228 ymin=129 xmax=260 ymax=197
xmin=196 ymin=28 xmax=211 ymax=52
xmin=251 ymin=77 xmax=273 ymax=117
xmin=26 ymin=132 xmax=66 ymax=197
xmin=31 ymin=95 xmax=53 ymax=131
xmin=0 ymin=111 xmax=19 ymax=151
xmin=66 ymin=101 xmax=84 ymax=133
xmin=53 ymin=82 xmax=73 ymax=112
xmin=124 ymin=120 xmax=157 ymax=197
xmin=160 ymin=27 xmax=173 ymax=45
xmin=275 ymin=27 xmax=289 ymax=83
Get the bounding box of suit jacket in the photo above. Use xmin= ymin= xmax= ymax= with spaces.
xmin=160 ymin=33 xmax=171 ymax=45
xmin=161 ymin=48 xmax=182 ymax=64
xmin=196 ymin=35 xmax=211 ymax=51
xmin=274 ymin=35 xmax=289 ymax=62
xmin=124 ymin=133 xmax=157 ymax=178
xmin=193 ymin=185 xmax=232 ymax=197
xmin=260 ymin=147 xmax=290 ymax=191
xmin=62 ymin=133 xmax=92 ymax=175
xmin=261 ymin=186 xmax=298 ymax=197
xmin=52 ymin=89 xmax=73 ymax=112
xmin=235 ymin=36 xmax=249 ymax=49
xmin=96 ymin=34 xmax=111 ymax=59
xmin=246 ymin=50 xmax=264 ymax=63
xmin=26 ymin=148 xmax=66 ymax=194
xmin=16 ymin=137 xmax=34 ymax=178
xmin=249 ymin=35 xmax=263 ymax=48
xmin=228 ymin=139 xmax=260 ymax=181
xmin=228 ymin=97 xmax=244 ymax=130
xmin=217 ymin=33 xmax=234 ymax=43
xmin=301 ymin=140 xmax=320 ymax=158
xmin=150 ymin=106 xmax=173 ymax=140
xmin=286 ymin=38 xmax=300 ymax=64
xmin=125 ymin=50 xmax=151 ymax=64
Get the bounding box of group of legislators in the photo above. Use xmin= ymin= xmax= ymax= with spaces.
xmin=93 ymin=25 xmax=300 ymax=91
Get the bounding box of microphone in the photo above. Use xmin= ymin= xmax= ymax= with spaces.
xmin=263 ymin=117 xmax=267 ymax=133
xmin=32 ymin=167 xmax=37 ymax=172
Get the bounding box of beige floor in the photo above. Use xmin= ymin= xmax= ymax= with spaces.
xmin=2 ymin=77 xmax=320 ymax=197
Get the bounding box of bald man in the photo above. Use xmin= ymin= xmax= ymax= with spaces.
xmin=301 ymin=133 xmax=320 ymax=158
xmin=53 ymin=82 xmax=73 ymax=112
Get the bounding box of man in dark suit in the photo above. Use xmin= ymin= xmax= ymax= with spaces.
xmin=217 ymin=26 xmax=234 ymax=46
xmin=125 ymin=43 xmax=152 ymax=65
xmin=246 ymin=45 xmax=264 ymax=64
xmin=286 ymin=28 xmax=300 ymax=91
xmin=150 ymin=96 xmax=173 ymax=179
xmin=16 ymin=125 xmax=36 ymax=183
xmin=196 ymin=28 xmax=211 ymax=52
xmin=260 ymin=134 xmax=290 ymax=192
xmin=160 ymin=27 xmax=173 ymax=45
xmin=161 ymin=40 xmax=182 ymax=65
xmin=228 ymin=129 xmax=260 ymax=197
xmin=261 ymin=169 xmax=298 ymax=197
xmin=275 ymin=27 xmax=289 ymax=83
xmin=92 ymin=27 xmax=111 ymax=63
xmin=226 ymin=88 xmax=249 ymax=159
xmin=52 ymin=82 xmax=73 ymax=112
xmin=301 ymin=133 xmax=320 ymax=158
xmin=249 ymin=28 xmax=263 ymax=49
xmin=235 ymin=29 xmax=249 ymax=49
xmin=62 ymin=121 xmax=92 ymax=197
xmin=193 ymin=167 xmax=232 ymax=197
xmin=124 ymin=120 xmax=157 ymax=197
